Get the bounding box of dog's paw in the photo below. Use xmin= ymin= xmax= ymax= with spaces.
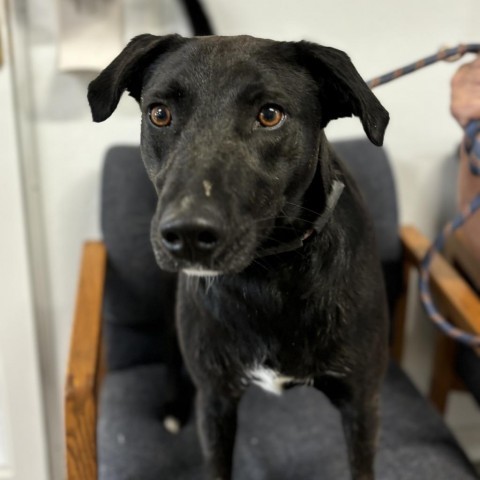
xmin=163 ymin=415 xmax=181 ymax=435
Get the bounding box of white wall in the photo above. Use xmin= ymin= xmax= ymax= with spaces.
xmin=0 ymin=2 xmax=49 ymax=478
xmin=10 ymin=0 xmax=480 ymax=477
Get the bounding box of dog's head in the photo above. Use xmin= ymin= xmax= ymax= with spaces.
xmin=89 ymin=35 xmax=388 ymax=275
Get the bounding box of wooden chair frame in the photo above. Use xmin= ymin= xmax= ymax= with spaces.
xmin=398 ymin=227 xmax=480 ymax=413
xmin=65 ymin=241 xmax=106 ymax=480
xmin=64 ymin=227 xmax=480 ymax=479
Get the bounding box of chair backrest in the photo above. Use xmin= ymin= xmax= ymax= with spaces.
xmin=101 ymin=146 xmax=175 ymax=370
xmin=333 ymin=139 xmax=402 ymax=318
xmin=101 ymin=140 xmax=401 ymax=370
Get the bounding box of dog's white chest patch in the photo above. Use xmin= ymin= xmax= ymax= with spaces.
xmin=248 ymin=367 xmax=296 ymax=395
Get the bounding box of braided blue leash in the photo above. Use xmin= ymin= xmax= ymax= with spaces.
xmin=366 ymin=44 xmax=480 ymax=89
xmin=367 ymin=44 xmax=480 ymax=349
xmin=418 ymin=121 xmax=480 ymax=349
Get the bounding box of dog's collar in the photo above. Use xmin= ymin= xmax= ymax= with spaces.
xmin=255 ymin=180 xmax=345 ymax=258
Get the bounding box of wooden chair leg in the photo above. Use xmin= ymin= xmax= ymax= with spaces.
xmin=429 ymin=331 xmax=458 ymax=414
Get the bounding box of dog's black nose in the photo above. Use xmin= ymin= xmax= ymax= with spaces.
xmin=159 ymin=215 xmax=223 ymax=262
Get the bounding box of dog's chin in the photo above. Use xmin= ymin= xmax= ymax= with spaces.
xmin=151 ymin=238 xmax=258 ymax=276
xmin=149 ymin=222 xmax=262 ymax=275
xmin=152 ymin=254 xmax=255 ymax=276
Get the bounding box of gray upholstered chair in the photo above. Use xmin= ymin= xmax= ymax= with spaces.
xmin=65 ymin=140 xmax=480 ymax=480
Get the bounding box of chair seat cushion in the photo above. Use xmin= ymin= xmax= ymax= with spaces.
xmin=97 ymin=361 xmax=479 ymax=480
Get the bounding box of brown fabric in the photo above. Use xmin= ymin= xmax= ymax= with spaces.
xmin=457 ymin=142 xmax=480 ymax=264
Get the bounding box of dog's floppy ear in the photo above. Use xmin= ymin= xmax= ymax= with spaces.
xmin=88 ymin=34 xmax=186 ymax=122
xmin=295 ymin=41 xmax=389 ymax=146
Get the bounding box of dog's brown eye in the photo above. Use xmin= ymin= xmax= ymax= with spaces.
xmin=258 ymin=105 xmax=285 ymax=128
xmin=150 ymin=104 xmax=172 ymax=127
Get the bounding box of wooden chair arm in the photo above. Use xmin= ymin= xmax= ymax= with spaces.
xmin=65 ymin=241 xmax=107 ymax=480
xmin=445 ymin=230 xmax=480 ymax=291
xmin=400 ymin=225 xmax=480 ymax=337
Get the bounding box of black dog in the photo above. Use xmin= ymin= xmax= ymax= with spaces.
xmin=88 ymin=34 xmax=390 ymax=480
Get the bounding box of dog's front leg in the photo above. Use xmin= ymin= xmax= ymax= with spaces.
xmin=338 ymin=393 xmax=380 ymax=480
xmin=196 ymin=388 xmax=241 ymax=480
xmin=315 ymin=377 xmax=380 ymax=480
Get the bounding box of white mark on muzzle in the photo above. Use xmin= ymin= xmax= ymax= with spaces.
xmin=203 ymin=180 xmax=213 ymax=197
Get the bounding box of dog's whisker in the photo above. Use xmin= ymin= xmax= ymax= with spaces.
xmin=284 ymin=201 xmax=324 ymax=217
xmin=250 ymin=258 xmax=271 ymax=272
xmin=204 ymin=275 xmax=217 ymax=293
